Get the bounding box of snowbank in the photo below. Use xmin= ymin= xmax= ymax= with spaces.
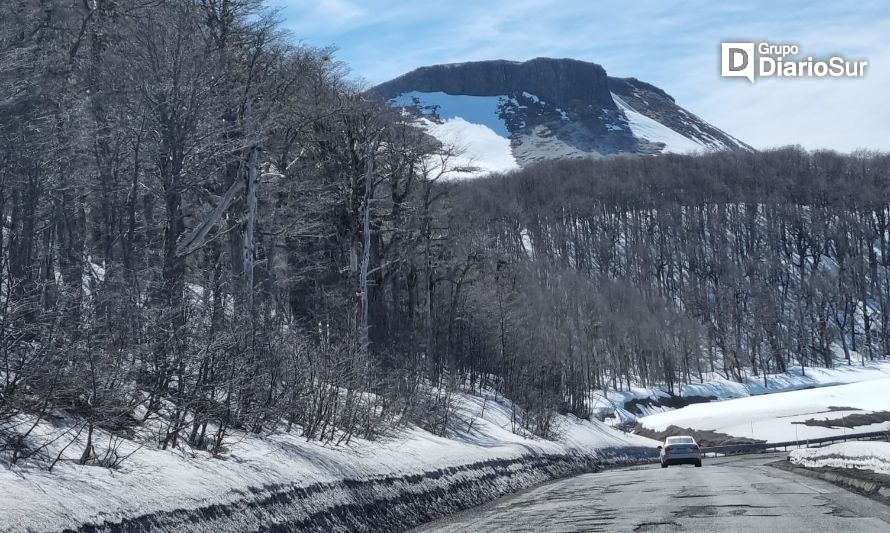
xmin=790 ymin=441 xmax=890 ymax=475
xmin=0 ymin=392 xmax=656 ymax=532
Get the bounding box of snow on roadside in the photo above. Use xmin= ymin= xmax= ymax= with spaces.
xmin=790 ymin=441 xmax=890 ymax=476
xmin=0 ymin=391 xmax=654 ymax=532
xmin=639 ymin=378 xmax=890 ymax=443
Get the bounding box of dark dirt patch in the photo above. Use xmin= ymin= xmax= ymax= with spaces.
xmin=634 ymin=424 xmax=766 ymax=447
xmin=791 ymin=410 xmax=890 ymax=428
xmin=778 ymin=406 xmax=860 ymax=419
xmin=624 ymin=394 xmax=716 ymax=416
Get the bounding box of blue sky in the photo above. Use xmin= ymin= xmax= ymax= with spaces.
xmin=269 ymin=0 xmax=890 ymax=151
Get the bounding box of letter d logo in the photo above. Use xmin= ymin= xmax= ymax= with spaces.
xmin=721 ymin=42 xmax=755 ymax=83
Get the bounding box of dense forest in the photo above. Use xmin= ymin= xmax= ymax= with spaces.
xmin=448 ymin=150 xmax=890 ymax=425
xmin=2 ymin=0 xmax=889 ymax=467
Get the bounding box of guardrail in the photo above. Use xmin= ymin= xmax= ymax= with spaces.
xmin=700 ymin=429 xmax=890 ymax=457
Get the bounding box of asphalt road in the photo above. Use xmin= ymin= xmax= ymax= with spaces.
xmin=414 ymin=453 xmax=890 ymax=532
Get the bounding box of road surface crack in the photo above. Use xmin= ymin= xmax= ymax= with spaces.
xmin=633 ymin=520 xmax=680 ymax=532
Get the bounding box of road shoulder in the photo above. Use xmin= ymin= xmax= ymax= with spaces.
xmin=770 ymin=458 xmax=890 ymax=507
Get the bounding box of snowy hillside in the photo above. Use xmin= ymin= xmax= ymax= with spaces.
xmin=392 ymin=92 xmax=520 ymax=176
xmin=390 ymin=91 xmax=512 ymax=137
xmin=611 ymin=93 xmax=705 ymax=153
xmin=372 ymin=58 xmax=750 ymax=174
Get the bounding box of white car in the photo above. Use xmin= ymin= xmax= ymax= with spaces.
xmin=659 ymin=436 xmax=702 ymax=468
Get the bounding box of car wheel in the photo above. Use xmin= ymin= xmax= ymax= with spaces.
xmin=695 ymin=461 xmax=702 ymax=467
xmin=661 ymin=461 xmax=668 ymax=468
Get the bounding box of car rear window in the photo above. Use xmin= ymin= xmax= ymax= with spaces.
xmin=667 ymin=437 xmax=695 ymax=444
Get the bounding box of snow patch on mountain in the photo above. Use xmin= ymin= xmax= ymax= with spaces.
xmin=390 ymin=91 xmax=511 ymax=137
xmin=611 ymin=93 xmax=705 ymax=154
xmin=389 ymin=91 xmax=519 ymax=177
xmin=419 ymin=117 xmax=519 ymax=178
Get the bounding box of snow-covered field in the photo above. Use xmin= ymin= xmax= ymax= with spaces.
xmin=593 ymin=360 xmax=890 ymax=424
xmin=0 ymin=392 xmax=654 ymax=532
xmin=639 ymin=374 xmax=890 ymax=443
xmin=790 ymin=441 xmax=890 ymax=476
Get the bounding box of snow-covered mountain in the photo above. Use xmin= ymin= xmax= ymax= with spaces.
xmin=371 ymin=58 xmax=750 ymax=175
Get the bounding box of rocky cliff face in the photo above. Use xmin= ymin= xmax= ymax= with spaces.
xmin=373 ymin=57 xmax=615 ymax=111
xmin=607 ymin=76 xmax=746 ymax=153
xmin=371 ymin=58 xmax=749 ymax=172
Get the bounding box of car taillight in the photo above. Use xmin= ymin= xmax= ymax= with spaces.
xmin=691 ymin=444 xmax=699 ymax=450
xmin=664 ymin=446 xmax=673 ymax=452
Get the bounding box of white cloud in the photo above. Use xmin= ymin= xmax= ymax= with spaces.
xmin=673 ymin=23 xmax=890 ymax=151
